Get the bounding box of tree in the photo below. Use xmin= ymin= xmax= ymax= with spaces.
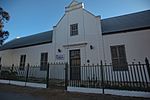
xmin=0 ymin=7 xmax=10 ymax=45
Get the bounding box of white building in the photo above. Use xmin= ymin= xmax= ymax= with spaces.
xmin=0 ymin=1 xmax=150 ymax=78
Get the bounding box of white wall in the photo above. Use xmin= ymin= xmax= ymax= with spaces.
xmin=103 ymin=29 xmax=150 ymax=64
xmin=11 ymin=43 xmax=54 ymax=66
xmin=0 ymin=50 xmax=13 ymax=66
xmin=54 ymin=5 xmax=104 ymax=65
xmin=0 ymin=43 xmax=54 ymax=66
xmin=0 ymin=43 xmax=54 ymax=78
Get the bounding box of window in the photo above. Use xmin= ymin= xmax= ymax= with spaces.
xmin=70 ymin=24 xmax=78 ymax=36
xmin=40 ymin=52 xmax=48 ymax=71
xmin=19 ymin=55 xmax=26 ymax=70
xmin=110 ymin=45 xmax=128 ymax=71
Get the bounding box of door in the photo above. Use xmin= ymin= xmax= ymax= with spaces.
xmin=70 ymin=49 xmax=81 ymax=80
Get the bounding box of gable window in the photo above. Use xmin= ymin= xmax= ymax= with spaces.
xmin=110 ymin=45 xmax=128 ymax=71
xmin=40 ymin=52 xmax=48 ymax=71
xmin=70 ymin=23 xmax=78 ymax=36
xmin=19 ymin=55 xmax=26 ymax=70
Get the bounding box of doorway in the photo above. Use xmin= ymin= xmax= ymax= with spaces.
xmin=69 ymin=49 xmax=81 ymax=80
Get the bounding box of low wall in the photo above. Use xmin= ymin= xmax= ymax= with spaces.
xmin=0 ymin=79 xmax=46 ymax=88
xmin=67 ymin=87 xmax=150 ymax=98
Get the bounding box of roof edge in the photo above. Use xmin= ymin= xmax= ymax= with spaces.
xmin=102 ymin=26 xmax=150 ymax=35
xmin=0 ymin=41 xmax=52 ymax=51
xmin=101 ymin=10 xmax=150 ymax=20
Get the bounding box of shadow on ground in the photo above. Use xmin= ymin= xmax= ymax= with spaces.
xmin=0 ymin=84 xmax=149 ymax=100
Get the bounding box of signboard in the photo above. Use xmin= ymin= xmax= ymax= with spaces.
xmin=56 ymin=54 xmax=65 ymax=60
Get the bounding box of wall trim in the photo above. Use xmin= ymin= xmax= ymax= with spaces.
xmin=67 ymin=87 xmax=150 ymax=98
xmin=63 ymin=42 xmax=87 ymax=48
xmin=0 ymin=79 xmax=46 ymax=88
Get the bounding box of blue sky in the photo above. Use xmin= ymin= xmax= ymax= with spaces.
xmin=1 ymin=0 xmax=150 ymax=42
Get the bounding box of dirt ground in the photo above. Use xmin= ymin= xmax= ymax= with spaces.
xmin=0 ymin=84 xmax=149 ymax=100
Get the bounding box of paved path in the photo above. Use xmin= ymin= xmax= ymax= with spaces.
xmin=0 ymin=91 xmax=45 ymax=100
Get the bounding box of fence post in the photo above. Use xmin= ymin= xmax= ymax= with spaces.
xmin=100 ymin=60 xmax=104 ymax=94
xmin=10 ymin=64 xmax=14 ymax=80
xmin=11 ymin=64 xmax=14 ymax=72
xmin=46 ymin=63 xmax=50 ymax=88
xmin=65 ymin=62 xmax=68 ymax=90
xmin=25 ymin=63 xmax=30 ymax=86
xmin=145 ymin=57 xmax=150 ymax=79
xmin=0 ymin=64 xmax=1 ymax=77
xmin=0 ymin=64 xmax=1 ymax=70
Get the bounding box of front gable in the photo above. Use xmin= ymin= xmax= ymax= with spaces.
xmin=53 ymin=0 xmax=103 ymax=64
xmin=54 ymin=0 xmax=101 ymax=41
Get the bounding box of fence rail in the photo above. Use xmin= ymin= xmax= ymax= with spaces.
xmin=0 ymin=63 xmax=66 ymax=88
xmin=0 ymin=65 xmax=47 ymax=83
xmin=0 ymin=59 xmax=150 ymax=92
xmin=68 ymin=60 xmax=150 ymax=92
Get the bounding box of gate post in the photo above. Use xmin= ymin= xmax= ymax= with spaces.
xmin=65 ymin=62 xmax=68 ymax=90
xmin=145 ymin=57 xmax=150 ymax=79
xmin=46 ymin=63 xmax=50 ymax=88
xmin=100 ymin=60 xmax=104 ymax=94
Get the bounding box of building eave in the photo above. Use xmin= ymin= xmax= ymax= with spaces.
xmin=102 ymin=26 xmax=150 ymax=35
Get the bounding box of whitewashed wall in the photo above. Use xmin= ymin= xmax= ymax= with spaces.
xmin=54 ymin=5 xmax=104 ymax=65
xmin=11 ymin=43 xmax=54 ymax=66
xmin=0 ymin=50 xmax=13 ymax=66
xmin=0 ymin=43 xmax=55 ymax=78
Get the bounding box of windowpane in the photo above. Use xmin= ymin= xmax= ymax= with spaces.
xmin=112 ymin=59 xmax=119 ymax=64
xmin=19 ymin=55 xmax=26 ymax=70
xmin=118 ymin=46 xmax=126 ymax=57
xmin=119 ymin=58 xmax=127 ymax=65
xmin=110 ymin=45 xmax=128 ymax=71
xmin=40 ymin=52 xmax=48 ymax=71
xmin=70 ymin=24 xmax=78 ymax=36
xmin=111 ymin=46 xmax=118 ymax=58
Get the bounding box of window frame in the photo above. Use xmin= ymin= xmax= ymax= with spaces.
xmin=40 ymin=52 xmax=48 ymax=71
xmin=110 ymin=45 xmax=128 ymax=71
xmin=70 ymin=23 xmax=78 ymax=36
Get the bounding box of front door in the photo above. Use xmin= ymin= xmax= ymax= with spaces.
xmin=70 ymin=49 xmax=81 ymax=80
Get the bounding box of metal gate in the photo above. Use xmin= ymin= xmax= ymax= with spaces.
xmin=48 ymin=63 xmax=66 ymax=89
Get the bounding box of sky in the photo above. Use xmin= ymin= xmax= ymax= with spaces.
xmin=0 ymin=0 xmax=150 ymax=42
